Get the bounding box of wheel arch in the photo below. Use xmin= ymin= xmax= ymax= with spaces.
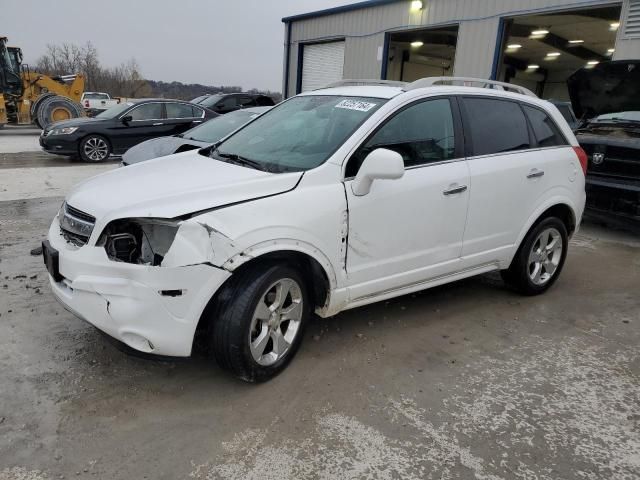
xmin=192 ymin=246 xmax=336 ymax=353
xmin=512 ymin=199 xmax=577 ymax=265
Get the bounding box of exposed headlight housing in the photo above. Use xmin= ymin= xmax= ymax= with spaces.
xmin=49 ymin=126 xmax=79 ymax=136
xmin=98 ymin=218 xmax=180 ymax=266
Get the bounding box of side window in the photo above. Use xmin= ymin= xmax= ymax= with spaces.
xmin=463 ymin=98 xmax=531 ymax=156
xmin=166 ymin=102 xmax=195 ymax=119
xmin=346 ymin=98 xmax=457 ymax=177
xmin=216 ymin=96 xmax=238 ymax=110
xmin=522 ymin=105 xmax=568 ymax=148
xmin=191 ymin=106 xmax=204 ymax=118
xmin=239 ymin=96 xmax=256 ymax=107
xmin=129 ymin=103 xmax=163 ymax=121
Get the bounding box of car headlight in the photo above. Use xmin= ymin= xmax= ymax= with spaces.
xmin=97 ymin=218 xmax=180 ymax=266
xmin=50 ymin=127 xmax=79 ymax=135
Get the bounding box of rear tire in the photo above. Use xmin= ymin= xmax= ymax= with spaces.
xmin=79 ymin=134 xmax=111 ymax=162
xmin=210 ymin=264 xmax=310 ymax=382
xmin=37 ymin=95 xmax=84 ymax=129
xmin=501 ymin=217 xmax=568 ymax=295
xmin=31 ymin=93 xmax=55 ymax=128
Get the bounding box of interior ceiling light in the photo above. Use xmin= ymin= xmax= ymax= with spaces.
xmin=410 ymin=1 xmax=423 ymax=11
xmin=607 ymin=48 xmax=615 ymax=54
xmin=587 ymin=60 xmax=599 ymax=65
xmin=527 ymin=64 xmax=540 ymax=70
xmin=506 ymin=44 xmax=522 ymax=49
xmin=410 ymin=41 xmax=424 ymax=47
xmin=546 ymin=52 xmax=561 ymax=57
xmin=531 ymin=29 xmax=549 ymax=36
xmin=568 ymin=39 xmax=584 ymax=44
xmin=610 ymin=22 xmax=620 ymax=30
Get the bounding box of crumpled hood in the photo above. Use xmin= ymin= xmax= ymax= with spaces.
xmin=567 ymin=60 xmax=640 ymax=119
xmin=65 ymin=150 xmax=302 ymax=221
xmin=122 ymin=136 xmax=210 ymax=165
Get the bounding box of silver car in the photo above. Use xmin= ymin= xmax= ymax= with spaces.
xmin=121 ymin=106 xmax=271 ymax=165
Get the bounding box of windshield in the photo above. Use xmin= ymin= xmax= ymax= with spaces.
xmin=593 ymin=111 xmax=640 ymax=123
xmin=96 ymin=102 xmax=135 ymax=119
xmin=213 ymin=95 xmax=386 ymax=172
xmin=184 ymin=110 xmax=261 ymax=142
xmin=191 ymin=94 xmax=212 ymax=104
xmin=198 ymin=95 xmax=224 ymax=108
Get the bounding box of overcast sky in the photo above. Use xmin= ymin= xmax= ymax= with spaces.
xmin=3 ymin=0 xmax=355 ymax=92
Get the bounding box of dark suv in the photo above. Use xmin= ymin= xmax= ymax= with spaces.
xmin=192 ymin=93 xmax=275 ymax=114
xmin=568 ymin=61 xmax=640 ymax=227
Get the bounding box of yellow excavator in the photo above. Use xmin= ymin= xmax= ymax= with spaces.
xmin=0 ymin=36 xmax=85 ymax=129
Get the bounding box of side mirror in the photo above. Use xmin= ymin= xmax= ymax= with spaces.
xmin=352 ymin=148 xmax=404 ymax=196
xmin=121 ymin=115 xmax=133 ymax=124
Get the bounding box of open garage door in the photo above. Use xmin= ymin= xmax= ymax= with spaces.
xmin=497 ymin=5 xmax=622 ymax=103
xmin=300 ymin=41 xmax=345 ymax=92
xmin=384 ymin=26 xmax=458 ymax=82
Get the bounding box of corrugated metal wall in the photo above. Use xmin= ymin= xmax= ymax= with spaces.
xmin=284 ymin=0 xmax=632 ymax=97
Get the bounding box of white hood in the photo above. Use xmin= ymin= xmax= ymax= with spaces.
xmin=66 ymin=150 xmax=302 ymax=220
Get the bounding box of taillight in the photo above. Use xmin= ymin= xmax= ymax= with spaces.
xmin=573 ymin=146 xmax=588 ymax=175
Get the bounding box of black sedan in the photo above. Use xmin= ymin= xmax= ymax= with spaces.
xmin=39 ymin=99 xmax=218 ymax=162
xmin=122 ymin=106 xmax=271 ymax=165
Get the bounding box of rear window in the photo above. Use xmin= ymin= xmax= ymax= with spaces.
xmin=463 ymin=98 xmax=531 ymax=157
xmin=522 ymin=105 xmax=568 ymax=148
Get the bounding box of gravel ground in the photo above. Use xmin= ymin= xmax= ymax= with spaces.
xmin=0 ymin=149 xmax=638 ymax=480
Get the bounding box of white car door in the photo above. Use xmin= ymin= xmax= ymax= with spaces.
xmin=344 ymin=97 xmax=470 ymax=302
xmin=459 ymin=96 xmax=569 ymax=267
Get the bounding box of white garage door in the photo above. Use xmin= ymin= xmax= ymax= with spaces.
xmin=301 ymin=41 xmax=345 ymax=92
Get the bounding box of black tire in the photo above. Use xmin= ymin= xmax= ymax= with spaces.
xmin=501 ymin=217 xmax=568 ymax=295
xmin=79 ymin=134 xmax=111 ymax=162
xmin=210 ymin=263 xmax=311 ymax=382
xmin=37 ymin=95 xmax=84 ymax=129
xmin=31 ymin=92 xmax=55 ymax=128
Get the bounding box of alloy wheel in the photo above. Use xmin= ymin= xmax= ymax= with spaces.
xmin=248 ymin=278 xmax=303 ymax=366
xmin=83 ymin=137 xmax=109 ymax=161
xmin=528 ymin=227 xmax=563 ymax=286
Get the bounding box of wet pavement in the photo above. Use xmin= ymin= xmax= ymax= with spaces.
xmin=0 ymin=153 xmax=639 ymax=479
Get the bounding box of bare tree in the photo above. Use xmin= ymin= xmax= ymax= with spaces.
xmin=34 ymin=42 xmax=151 ymax=97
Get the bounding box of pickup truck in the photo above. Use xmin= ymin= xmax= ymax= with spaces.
xmin=81 ymin=92 xmax=121 ymax=116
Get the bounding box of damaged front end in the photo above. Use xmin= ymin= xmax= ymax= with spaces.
xmin=95 ymin=217 xmax=237 ymax=269
xmin=47 ymin=212 xmax=236 ymax=357
xmin=98 ymin=218 xmax=180 ymax=266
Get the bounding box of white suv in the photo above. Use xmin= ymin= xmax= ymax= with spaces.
xmin=44 ymin=77 xmax=587 ymax=381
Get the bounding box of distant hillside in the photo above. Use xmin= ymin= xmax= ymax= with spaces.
xmin=146 ymin=80 xmax=282 ymax=102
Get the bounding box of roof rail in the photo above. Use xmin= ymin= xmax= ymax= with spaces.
xmin=318 ymin=79 xmax=407 ymax=90
xmin=405 ymin=77 xmax=537 ymax=97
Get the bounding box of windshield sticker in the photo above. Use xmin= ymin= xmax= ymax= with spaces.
xmin=335 ymin=99 xmax=377 ymax=112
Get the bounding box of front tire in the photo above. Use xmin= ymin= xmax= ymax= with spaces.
xmin=210 ymin=264 xmax=310 ymax=382
xmin=79 ymin=135 xmax=111 ymax=162
xmin=501 ymin=217 xmax=568 ymax=295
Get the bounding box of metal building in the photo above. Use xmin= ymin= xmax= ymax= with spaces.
xmin=282 ymin=0 xmax=640 ymax=99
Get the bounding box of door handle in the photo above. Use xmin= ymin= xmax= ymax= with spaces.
xmin=192 ymin=120 xmax=203 ymax=124
xmin=443 ymin=185 xmax=468 ymax=196
xmin=527 ymin=169 xmax=545 ymax=179
xmin=152 ymin=122 xmax=164 ymax=126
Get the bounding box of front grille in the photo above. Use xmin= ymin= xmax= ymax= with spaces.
xmin=65 ymin=204 xmax=96 ymax=223
xmin=59 ymin=203 xmax=96 ymax=247
xmin=583 ymin=143 xmax=640 ymax=180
